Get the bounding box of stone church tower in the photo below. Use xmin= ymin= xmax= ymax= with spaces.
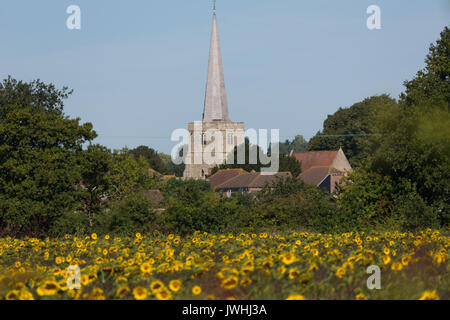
xmin=183 ymin=10 xmax=245 ymax=179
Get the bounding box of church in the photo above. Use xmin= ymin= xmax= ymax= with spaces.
xmin=183 ymin=8 xmax=245 ymax=179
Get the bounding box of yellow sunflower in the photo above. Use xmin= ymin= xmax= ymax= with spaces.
xmin=155 ymin=288 xmax=172 ymax=300
xmin=5 ymin=290 xmax=20 ymax=300
xmin=221 ymin=276 xmax=238 ymax=290
xmin=192 ymin=285 xmax=202 ymax=295
xmin=115 ymin=285 xmax=130 ymax=298
xmin=169 ymin=280 xmax=182 ymax=292
xmin=36 ymin=280 xmax=60 ymax=296
xmin=356 ymin=293 xmax=368 ymax=300
xmin=391 ymin=262 xmax=403 ymax=271
xmin=286 ymin=294 xmax=306 ymax=300
xmin=288 ymin=268 xmax=300 ymax=280
xmin=133 ymin=287 xmax=148 ymax=300
xmin=335 ymin=267 xmax=346 ymax=278
xmin=140 ymin=262 xmax=152 ymax=274
xmin=418 ymin=290 xmax=440 ymax=300
xmin=280 ymin=252 xmax=296 ymax=265
xmin=150 ymin=280 xmax=165 ymax=293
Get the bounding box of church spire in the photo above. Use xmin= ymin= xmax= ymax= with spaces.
xmin=203 ymin=8 xmax=230 ymax=122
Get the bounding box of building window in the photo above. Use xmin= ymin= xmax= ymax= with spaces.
xmin=202 ymin=134 xmax=207 ymax=145
xmin=228 ymin=133 xmax=234 ymax=145
xmin=201 ymin=169 xmax=205 ymax=177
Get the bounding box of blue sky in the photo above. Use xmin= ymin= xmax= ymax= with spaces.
xmin=1 ymin=0 xmax=449 ymax=153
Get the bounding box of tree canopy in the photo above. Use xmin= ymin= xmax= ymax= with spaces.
xmin=0 ymin=77 xmax=97 ymax=236
xmin=307 ymin=94 xmax=397 ymax=167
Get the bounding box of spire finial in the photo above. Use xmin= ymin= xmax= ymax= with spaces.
xmin=213 ymin=0 xmax=216 ymax=13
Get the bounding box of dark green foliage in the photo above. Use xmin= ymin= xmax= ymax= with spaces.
xmin=50 ymin=210 xmax=91 ymax=237
xmin=157 ymin=179 xmax=243 ymax=235
xmin=128 ymin=146 xmax=186 ymax=177
xmin=270 ymin=135 xmax=308 ymax=155
xmin=211 ymin=138 xmax=302 ymax=176
xmin=278 ymin=154 xmax=302 ymax=177
xmin=211 ymin=138 xmax=265 ymax=174
xmin=246 ymin=177 xmax=343 ymax=233
xmin=96 ymin=192 xmax=157 ymax=235
xmin=308 ymin=95 xmax=397 ymax=167
xmin=158 ymin=192 xmax=243 ymax=235
xmin=159 ymin=152 xmax=185 ymax=177
xmin=336 ymin=169 xmax=395 ymax=230
xmin=367 ymin=26 xmax=450 ymax=228
xmin=79 ymin=144 xmax=113 ymax=226
xmin=401 ymin=26 xmax=450 ymax=108
xmin=128 ymin=145 xmax=170 ymax=174
xmin=0 ymin=77 xmax=97 ymax=237
xmin=160 ymin=178 xmax=210 ymax=201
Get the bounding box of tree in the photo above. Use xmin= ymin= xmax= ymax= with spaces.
xmin=278 ymin=154 xmax=302 ymax=177
xmin=107 ymin=149 xmax=157 ymax=201
xmin=368 ymin=26 xmax=450 ymax=227
xmin=210 ymin=138 xmax=265 ymax=175
xmin=401 ymin=26 xmax=450 ymax=109
xmin=159 ymin=152 xmax=185 ymax=177
xmin=269 ymin=134 xmax=308 ymax=155
xmin=0 ymin=77 xmax=97 ymax=236
xmin=307 ymin=95 xmax=397 ymax=167
xmin=102 ymin=192 xmax=157 ymax=235
xmin=211 ymin=138 xmax=302 ymax=176
xmin=128 ymin=145 xmax=169 ymax=174
xmin=79 ymin=144 xmax=112 ymax=227
xmin=290 ymin=135 xmax=309 ymax=152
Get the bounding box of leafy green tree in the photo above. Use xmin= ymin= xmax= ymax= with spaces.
xmin=211 ymin=138 xmax=301 ymax=176
xmin=99 ymin=192 xmax=157 ymax=235
xmin=0 ymin=77 xmax=96 ymax=237
xmin=368 ymin=26 xmax=450 ymax=227
xmin=128 ymin=146 xmax=169 ymax=174
xmin=161 ymin=178 xmax=210 ymax=202
xmin=290 ymin=135 xmax=309 ymax=152
xmin=107 ymin=149 xmax=157 ymax=201
xmin=401 ymin=26 xmax=450 ymax=109
xmin=247 ymin=177 xmax=341 ymax=233
xmin=157 ymin=178 xmax=243 ymax=234
xmin=159 ymin=152 xmax=185 ymax=177
xmin=269 ymin=135 xmax=308 ymax=155
xmin=308 ymin=95 xmax=397 ymax=167
xmin=79 ymin=144 xmax=112 ymax=226
xmin=210 ymin=138 xmax=265 ymax=174
xmin=336 ymin=169 xmax=395 ymax=230
xmin=278 ymin=154 xmax=302 ymax=177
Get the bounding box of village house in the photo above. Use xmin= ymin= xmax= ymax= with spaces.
xmin=290 ymin=148 xmax=352 ymax=193
xmin=209 ymin=169 xmax=292 ymax=196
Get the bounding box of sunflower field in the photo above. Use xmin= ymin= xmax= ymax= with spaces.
xmin=0 ymin=229 xmax=448 ymax=300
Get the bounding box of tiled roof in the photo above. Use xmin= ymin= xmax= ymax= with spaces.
xmin=209 ymin=168 xmax=246 ymax=189
xmin=249 ymin=172 xmax=292 ymax=188
xmin=299 ymin=166 xmax=344 ymax=186
xmin=216 ymin=172 xmax=292 ymax=190
xmin=291 ymin=150 xmax=339 ymax=172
